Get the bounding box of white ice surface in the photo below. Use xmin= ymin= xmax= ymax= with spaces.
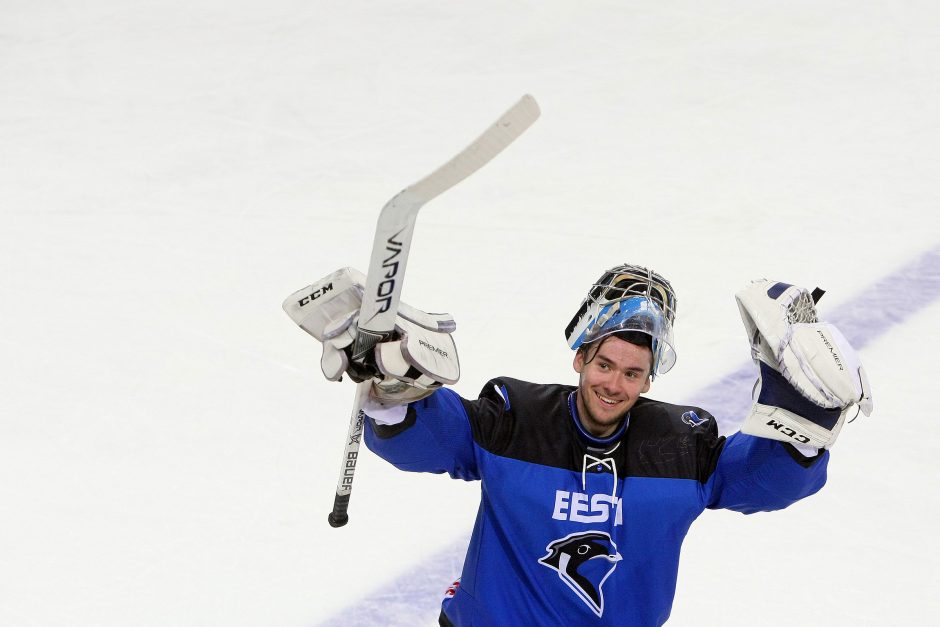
xmin=2 ymin=1 xmax=938 ymax=625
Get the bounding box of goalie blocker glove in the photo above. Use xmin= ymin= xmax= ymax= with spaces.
xmin=283 ymin=267 xmax=460 ymax=406
xmin=736 ymin=280 xmax=873 ymax=449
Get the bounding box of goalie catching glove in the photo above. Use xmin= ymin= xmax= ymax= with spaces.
xmin=736 ymin=280 xmax=873 ymax=449
xmin=282 ymin=267 xmax=460 ymax=405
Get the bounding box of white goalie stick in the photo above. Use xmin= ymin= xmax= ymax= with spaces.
xmin=327 ymin=94 xmax=541 ymax=527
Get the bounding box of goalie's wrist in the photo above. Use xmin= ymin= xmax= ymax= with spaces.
xmin=789 ymin=441 xmax=821 ymax=458
xmin=362 ymin=393 xmax=410 ymax=426
xmin=781 ymin=441 xmax=825 ymax=468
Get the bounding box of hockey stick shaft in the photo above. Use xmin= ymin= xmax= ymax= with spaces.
xmin=328 ymin=94 xmax=540 ymax=527
xmin=327 ymin=380 xmax=370 ymax=527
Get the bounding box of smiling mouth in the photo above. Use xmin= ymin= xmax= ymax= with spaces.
xmin=596 ymin=392 xmax=622 ymax=407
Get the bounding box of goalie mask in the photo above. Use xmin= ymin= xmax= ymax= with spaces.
xmin=565 ymin=264 xmax=677 ymax=378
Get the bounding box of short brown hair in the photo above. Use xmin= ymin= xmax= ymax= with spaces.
xmin=577 ymin=331 xmax=653 ymax=369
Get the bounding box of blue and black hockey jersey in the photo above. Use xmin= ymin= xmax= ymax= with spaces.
xmin=365 ymin=377 xmax=829 ymax=626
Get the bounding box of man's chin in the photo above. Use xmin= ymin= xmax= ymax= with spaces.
xmin=576 ymin=394 xmax=630 ymax=436
xmin=583 ymin=408 xmax=627 ymax=436
xmin=593 ymin=400 xmax=629 ymax=421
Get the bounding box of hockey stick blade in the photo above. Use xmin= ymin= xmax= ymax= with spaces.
xmin=329 ymin=94 xmax=540 ymax=527
xmin=354 ymin=94 xmax=541 ymax=355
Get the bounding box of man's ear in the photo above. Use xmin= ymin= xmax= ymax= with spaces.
xmin=641 ymin=376 xmax=651 ymax=394
xmin=573 ymin=349 xmax=585 ymax=374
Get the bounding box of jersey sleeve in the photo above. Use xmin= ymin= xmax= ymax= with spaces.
xmin=364 ymin=387 xmax=482 ymax=481
xmin=364 ymin=379 xmax=521 ymax=481
xmin=703 ymin=432 xmax=829 ymax=513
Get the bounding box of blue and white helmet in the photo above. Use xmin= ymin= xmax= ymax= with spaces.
xmin=565 ymin=264 xmax=678 ymax=378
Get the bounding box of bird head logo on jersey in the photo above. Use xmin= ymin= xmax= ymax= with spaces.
xmin=538 ymin=531 xmax=622 ymax=617
xmin=681 ymin=410 xmax=708 ymax=428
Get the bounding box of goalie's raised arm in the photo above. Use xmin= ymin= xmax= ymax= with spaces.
xmin=283 ymin=267 xmax=461 ymax=406
xmin=735 ymin=279 xmax=874 ymax=449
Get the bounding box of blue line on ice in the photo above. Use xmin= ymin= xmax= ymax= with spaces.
xmin=320 ymin=243 xmax=940 ymax=626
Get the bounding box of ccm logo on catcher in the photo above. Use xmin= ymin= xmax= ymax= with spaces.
xmin=296 ymin=282 xmax=333 ymax=307
xmin=765 ymin=419 xmax=811 ymax=445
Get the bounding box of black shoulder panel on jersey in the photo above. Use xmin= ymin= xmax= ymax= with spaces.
xmin=461 ymin=378 xmax=725 ymax=482
xmin=625 ymin=397 xmax=725 ymax=482
xmin=460 ymin=377 xmax=574 ymax=460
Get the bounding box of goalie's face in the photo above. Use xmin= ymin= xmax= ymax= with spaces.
xmin=573 ymin=336 xmax=652 ymax=438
